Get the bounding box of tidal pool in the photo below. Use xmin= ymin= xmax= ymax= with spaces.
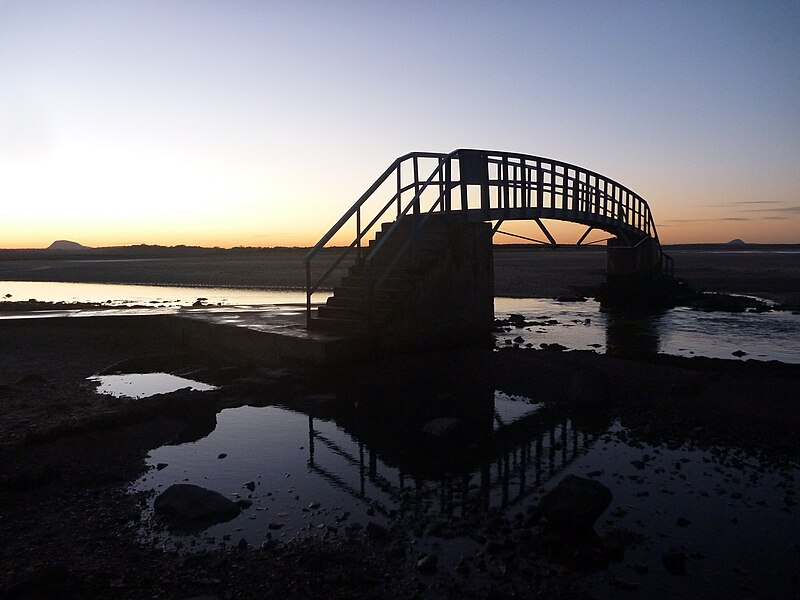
xmin=132 ymin=394 xmax=799 ymax=599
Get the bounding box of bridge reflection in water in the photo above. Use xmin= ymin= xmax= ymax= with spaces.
xmin=605 ymin=308 xmax=663 ymax=357
xmin=303 ymin=391 xmax=602 ymax=519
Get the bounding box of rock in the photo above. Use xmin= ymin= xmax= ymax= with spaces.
xmin=366 ymin=521 xmax=388 ymax=541
xmin=268 ymin=522 xmax=284 ymax=530
xmin=662 ymin=550 xmax=686 ymax=575
xmin=417 ymin=554 xmax=438 ymax=574
xmin=690 ymin=293 xmax=769 ymax=313
xmin=217 ymin=453 xmax=227 ymax=459
xmin=154 ymin=484 xmax=240 ymax=525
xmin=539 ymin=475 xmax=612 ymax=532
xmin=244 ymin=481 xmax=256 ymax=492
xmin=631 ymin=563 xmax=649 ymax=575
xmin=540 ymin=342 xmax=567 ymax=352
xmin=512 ymin=336 xmax=525 ymax=344
xmin=555 ymin=295 xmax=587 ymax=302
xmin=732 ymin=350 xmax=747 ymax=358
xmin=422 ymin=417 xmax=462 ymax=440
xmin=507 ymin=314 xmax=527 ymax=327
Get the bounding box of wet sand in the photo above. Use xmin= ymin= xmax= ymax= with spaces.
xmin=1 ymin=249 xmax=799 ymax=598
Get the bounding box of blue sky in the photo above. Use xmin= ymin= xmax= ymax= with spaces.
xmin=1 ymin=0 xmax=798 ymax=246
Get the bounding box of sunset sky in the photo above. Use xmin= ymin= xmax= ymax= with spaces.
xmin=1 ymin=1 xmax=798 ymax=248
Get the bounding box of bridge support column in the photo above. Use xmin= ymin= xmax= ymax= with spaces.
xmin=606 ymin=237 xmax=660 ymax=282
xmin=602 ymin=236 xmax=679 ymax=308
xmin=382 ymin=218 xmax=494 ymax=350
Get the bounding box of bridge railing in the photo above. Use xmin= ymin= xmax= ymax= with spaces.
xmin=304 ymin=149 xmax=671 ymax=326
xmin=304 ymin=150 xmax=453 ymax=324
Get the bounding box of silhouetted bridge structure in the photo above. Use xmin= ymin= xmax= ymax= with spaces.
xmin=305 ymin=149 xmax=672 ymax=344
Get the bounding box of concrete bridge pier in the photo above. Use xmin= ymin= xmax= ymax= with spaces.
xmin=606 ymin=237 xmax=661 ymax=282
xmin=602 ymin=236 xmax=678 ymax=308
xmin=380 ymin=218 xmax=495 ymax=350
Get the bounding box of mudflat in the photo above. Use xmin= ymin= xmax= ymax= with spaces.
xmin=1 ymin=245 xmax=799 ymax=303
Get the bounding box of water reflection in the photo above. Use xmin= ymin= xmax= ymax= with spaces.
xmin=134 ymin=352 xmax=609 ymax=544
xmin=604 ymin=309 xmax=662 ymax=357
xmin=304 ymin=406 xmax=596 ymax=519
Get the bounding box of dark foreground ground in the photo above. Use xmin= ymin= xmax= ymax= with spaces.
xmin=1 ymin=318 xmax=799 ymax=599
xmin=1 ymin=249 xmax=799 ymax=598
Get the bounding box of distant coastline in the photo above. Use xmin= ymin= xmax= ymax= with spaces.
xmin=1 ymin=241 xmax=798 ymax=258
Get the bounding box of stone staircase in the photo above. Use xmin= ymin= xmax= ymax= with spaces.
xmin=309 ymin=216 xmax=455 ymax=334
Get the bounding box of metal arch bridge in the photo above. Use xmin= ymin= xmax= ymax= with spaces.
xmin=305 ymin=148 xmax=672 ymax=323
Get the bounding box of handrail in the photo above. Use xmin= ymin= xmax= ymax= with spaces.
xmin=305 ymin=149 xmax=672 ymax=327
xmin=304 ymin=151 xmax=451 ymax=325
xmin=366 ymin=153 xmax=456 ymax=282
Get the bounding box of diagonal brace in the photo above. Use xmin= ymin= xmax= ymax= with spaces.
xmin=533 ymin=218 xmax=557 ymax=246
xmin=576 ymin=226 xmax=593 ymax=246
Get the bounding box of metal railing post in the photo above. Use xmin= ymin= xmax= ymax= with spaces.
xmin=396 ymin=163 xmax=402 ymax=216
xmin=356 ymin=208 xmax=361 ymax=259
xmin=305 ymin=260 xmax=312 ymax=328
xmin=413 ymin=156 xmax=420 ymax=215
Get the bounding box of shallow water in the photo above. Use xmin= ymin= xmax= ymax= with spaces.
xmin=0 ymin=280 xmax=307 ymax=307
xmin=493 ymin=297 xmax=800 ymax=363
xmin=133 ymin=393 xmax=799 ymax=598
xmin=134 ymin=394 xmax=593 ymax=544
xmin=2 ymin=280 xmax=799 ymax=363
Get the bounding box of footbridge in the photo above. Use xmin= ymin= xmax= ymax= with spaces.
xmin=305 ymin=149 xmax=672 ymax=342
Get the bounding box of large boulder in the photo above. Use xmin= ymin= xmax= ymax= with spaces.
xmin=154 ymin=484 xmax=240 ymax=525
xmin=539 ymin=475 xmax=612 ymax=532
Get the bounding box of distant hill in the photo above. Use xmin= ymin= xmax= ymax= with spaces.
xmin=47 ymin=240 xmax=91 ymax=251
xmin=726 ymin=238 xmax=747 ymax=247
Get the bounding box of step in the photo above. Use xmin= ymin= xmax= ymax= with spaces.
xmin=316 ymin=304 xmax=394 ymax=322
xmin=341 ymin=273 xmax=415 ymax=290
xmin=325 ymin=295 xmax=396 ymax=310
xmin=333 ymin=285 xmax=405 ymax=301
xmin=308 ymin=316 xmax=368 ymax=334
xmin=369 ymin=232 xmax=449 ymax=253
